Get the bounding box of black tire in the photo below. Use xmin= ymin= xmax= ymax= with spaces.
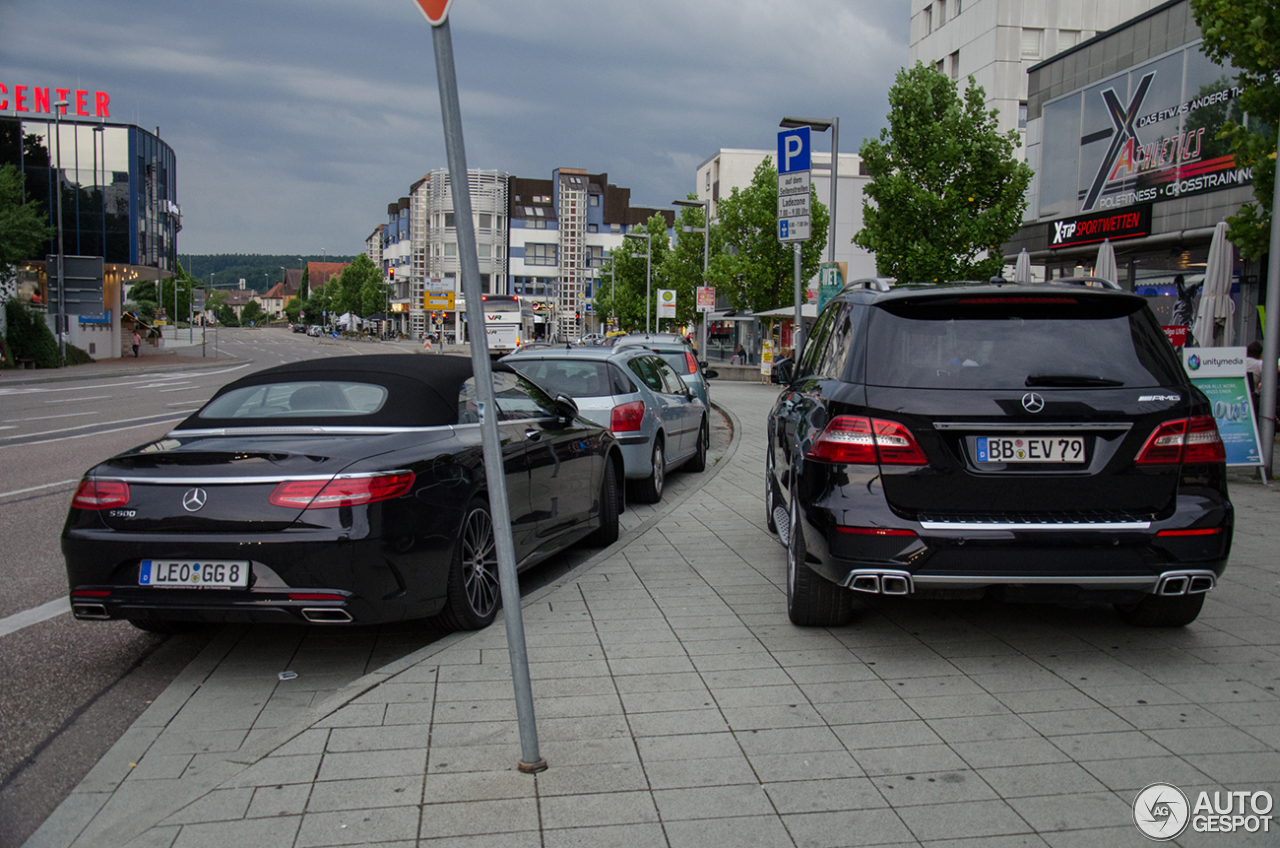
xmin=630 ymin=437 xmax=665 ymax=504
xmin=685 ymin=418 xmax=708 ymax=473
xmin=765 ymin=447 xmax=778 ymax=535
xmin=786 ymin=479 xmax=853 ymax=627
xmin=1115 ymin=592 xmax=1205 ymax=627
xmin=586 ymin=458 xmax=620 ymax=547
xmin=438 ymin=498 xmax=501 ymax=631
xmin=126 ymin=618 xmax=210 ymax=636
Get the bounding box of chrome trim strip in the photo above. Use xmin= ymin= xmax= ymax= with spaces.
xmin=932 ymin=422 xmax=1132 ymax=432
xmin=920 ymin=520 xmax=1151 ymax=531
xmin=93 ymin=471 xmax=413 ymax=486
xmin=168 ymin=425 xmax=464 ymax=437
xmin=913 ymin=574 xmax=1159 ymax=588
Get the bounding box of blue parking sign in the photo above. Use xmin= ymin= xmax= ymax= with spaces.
xmin=777 ymin=127 xmax=810 ymax=174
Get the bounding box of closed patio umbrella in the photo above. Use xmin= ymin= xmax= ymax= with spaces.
xmin=1193 ymin=221 xmax=1235 ymax=347
xmin=1014 ymin=249 xmax=1032 ymax=284
xmin=1094 ymin=239 xmax=1118 ymax=284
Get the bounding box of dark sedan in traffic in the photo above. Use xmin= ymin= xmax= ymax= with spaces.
xmin=62 ymin=354 xmax=624 ymax=633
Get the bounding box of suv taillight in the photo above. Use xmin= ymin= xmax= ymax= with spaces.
xmin=611 ymin=401 xmax=645 ymax=432
xmin=808 ymin=416 xmax=927 ymax=466
xmin=685 ymin=351 xmax=699 ymax=374
xmin=71 ymin=479 xmax=130 ymax=509
xmin=1135 ymin=416 xmax=1225 ymax=465
xmin=269 ymin=472 xmax=415 ymax=509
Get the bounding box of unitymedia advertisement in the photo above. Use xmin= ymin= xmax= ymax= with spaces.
xmin=1182 ymin=347 xmax=1263 ymax=468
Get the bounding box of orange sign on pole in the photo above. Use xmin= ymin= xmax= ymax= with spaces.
xmin=411 ymin=0 xmax=453 ymax=25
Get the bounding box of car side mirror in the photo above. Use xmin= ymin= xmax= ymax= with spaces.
xmin=699 ymin=360 xmax=710 ymax=370
xmin=773 ymin=358 xmax=794 ymax=385
xmin=703 ymin=369 xmax=719 ymax=380
xmin=553 ymin=392 xmax=579 ymax=422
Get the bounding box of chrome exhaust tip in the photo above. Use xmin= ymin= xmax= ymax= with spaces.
xmin=849 ymin=575 xmax=881 ymax=594
xmin=844 ymin=570 xmax=913 ymax=595
xmin=1154 ymin=570 xmax=1216 ymax=596
xmin=72 ymin=603 xmax=109 ymax=620
xmin=301 ymin=607 xmax=353 ymax=623
xmin=881 ymin=575 xmax=911 ymax=595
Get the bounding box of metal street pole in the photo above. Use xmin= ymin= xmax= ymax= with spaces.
xmin=429 ymin=11 xmax=546 ymax=774
xmin=53 ymin=100 xmax=68 ymax=365
xmin=674 ymin=199 xmax=710 ymax=358
xmin=1259 ymin=130 xmax=1280 ymax=474
xmin=794 ymin=242 xmax=803 ymax=358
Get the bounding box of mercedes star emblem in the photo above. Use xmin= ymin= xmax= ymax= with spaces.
xmin=1021 ymin=392 xmax=1046 ymax=413
xmin=182 ymin=488 xmax=208 ymax=512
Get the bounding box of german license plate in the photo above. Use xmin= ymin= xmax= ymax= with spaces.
xmin=976 ymin=436 xmax=1085 ymax=463
xmin=139 ymin=560 xmax=250 ymax=588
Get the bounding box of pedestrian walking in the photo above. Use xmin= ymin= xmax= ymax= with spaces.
xmin=729 ymin=343 xmax=745 ymax=365
xmin=132 ymin=329 xmax=142 ymax=358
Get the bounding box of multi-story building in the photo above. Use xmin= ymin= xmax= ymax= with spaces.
xmin=909 ymin=0 xmax=1166 ymax=152
xmin=695 ymin=149 xmax=877 ymax=280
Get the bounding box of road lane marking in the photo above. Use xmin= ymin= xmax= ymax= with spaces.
xmin=0 ymin=479 xmax=79 ymax=499
xmin=2 ymin=411 xmax=98 ymax=422
xmin=0 ymin=597 xmax=70 ymax=638
xmin=0 ymin=411 xmax=197 ymax=440
xmin=44 ymin=395 xmax=113 ymax=403
xmin=0 ymin=417 xmax=188 ymax=450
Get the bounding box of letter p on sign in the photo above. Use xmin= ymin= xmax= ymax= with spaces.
xmin=412 ymin=0 xmax=454 ymax=25
xmin=777 ymin=127 xmax=810 ymax=174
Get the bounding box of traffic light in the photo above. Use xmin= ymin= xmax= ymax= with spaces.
xmin=388 ymin=267 xmax=395 ymax=280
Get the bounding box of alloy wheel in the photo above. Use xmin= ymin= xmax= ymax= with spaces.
xmin=461 ymin=507 xmax=499 ymax=618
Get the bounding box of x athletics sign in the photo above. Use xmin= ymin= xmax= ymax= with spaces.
xmin=411 ymin=0 xmax=454 ymax=25
xmin=1081 ymin=71 xmax=1154 ymax=211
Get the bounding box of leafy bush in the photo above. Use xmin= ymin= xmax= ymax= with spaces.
xmin=4 ymin=301 xmax=60 ymax=368
xmin=65 ymin=343 xmax=93 ymax=366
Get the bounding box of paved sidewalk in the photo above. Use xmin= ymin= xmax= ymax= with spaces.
xmin=24 ymin=382 xmax=1280 ymax=848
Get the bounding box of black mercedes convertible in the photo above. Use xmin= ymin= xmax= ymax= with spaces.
xmin=62 ymin=354 xmax=624 ymax=633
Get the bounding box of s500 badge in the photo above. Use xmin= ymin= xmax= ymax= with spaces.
xmin=108 ymin=509 xmax=137 ymax=518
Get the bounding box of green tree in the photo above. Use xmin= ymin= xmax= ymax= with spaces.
xmin=708 ymin=158 xmax=828 ymax=313
xmin=240 ymin=300 xmax=264 ymax=326
xmin=284 ymin=298 xmax=302 ymax=323
xmin=4 ymin=300 xmax=59 ymax=368
xmin=216 ymin=303 xmax=239 ymax=327
xmin=854 ymin=62 xmax=1032 ymax=283
xmin=128 ymin=279 xmax=159 ymax=319
xmin=591 ymin=214 xmax=672 ymax=333
xmin=0 ymin=164 xmax=53 ymax=290
xmin=1191 ymin=0 xmax=1279 ymax=259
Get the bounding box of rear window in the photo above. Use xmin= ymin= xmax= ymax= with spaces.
xmin=656 ymin=351 xmax=693 ymax=375
xmin=507 ymin=358 xmax=617 ymax=398
xmin=865 ymin=295 xmax=1186 ymax=390
xmin=199 ymin=381 xmax=389 ymax=419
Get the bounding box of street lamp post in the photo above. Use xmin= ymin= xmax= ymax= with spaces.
xmin=623 ymin=232 xmax=652 ymax=333
xmin=601 ymin=256 xmax=614 ymax=332
xmin=780 ymin=116 xmax=839 ymax=263
xmin=673 ymin=198 xmax=710 ymax=358
xmin=53 ymin=100 xmax=69 ymax=365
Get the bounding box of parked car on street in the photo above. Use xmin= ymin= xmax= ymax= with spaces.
xmin=291 ymin=323 xmax=308 ymax=333
xmin=608 ymin=333 xmax=718 ymax=410
xmin=62 ymin=355 xmax=623 ymax=633
xmin=504 ymin=345 xmax=708 ymax=503
xmin=767 ymin=278 xmax=1233 ymax=628
xmin=577 ymin=333 xmax=606 ymax=346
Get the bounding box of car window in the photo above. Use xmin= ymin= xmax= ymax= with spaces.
xmin=611 ymin=364 xmax=638 ymax=395
xmin=816 ymin=304 xmax=856 ymax=380
xmin=199 ymin=381 xmax=389 ymax=418
xmin=627 ymin=356 xmax=666 ymax=393
xmin=508 ymin=358 xmax=614 ymax=397
xmin=458 ymin=372 xmax=558 ymax=423
xmin=656 ymin=350 xmax=693 ymax=375
xmin=797 ymin=304 xmax=837 ymax=379
xmin=653 ymin=358 xmax=688 ymax=395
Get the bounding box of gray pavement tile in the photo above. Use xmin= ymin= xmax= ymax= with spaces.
xmin=627 ymin=708 xmax=731 ymax=737
xmin=383 ymin=702 xmax=436 ymax=725
xmin=1077 ymin=754 xmax=1210 ymax=792
xmin=880 ymin=676 xmax=986 ymax=699
xmin=1109 ymin=703 xmax=1232 ymax=730
xmin=711 ymin=684 xmax=809 ymax=709
xmin=145 ymin=729 xmax=249 ymax=757
xmin=126 ymin=753 xmax=194 ymax=781
xmin=853 ymin=744 xmax=970 ymax=777
xmin=606 ymin=656 xmax=698 ymax=676
xmin=781 ymin=808 xmax=917 ymax=847
xmin=926 ymin=714 xmax=1040 ymax=744
xmin=268 ymin=728 xmax=331 ymax=756
xmin=434 ymin=680 xmax=524 ymax=702
xmin=990 ymin=689 xmax=1103 ymax=714
xmin=600 ymin=640 xmax=689 ymax=660
xmin=295 ymin=806 xmax=421 ymax=847
xmin=763 ymin=777 xmax=888 ymax=814
xmin=768 ymin=649 xmax=862 ymax=667
xmin=532 ymin=675 xmax=618 ymax=698
xmin=536 ymin=737 xmax=640 ymax=768
xmin=872 ymin=769 xmax=999 ymax=807
xmin=722 ymin=703 xmax=826 ymax=731
xmin=535 ymin=693 xmax=625 ymax=720
xmin=160 ymin=788 xmax=253 ymax=825
xmin=652 ymin=784 xmax=774 ymax=820
xmin=1048 ymin=731 xmax=1170 ymax=762
xmin=428 ymin=720 xmax=520 ymax=748
xmin=977 ymin=762 xmax=1108 ymax=798
xmin=219 ymin=753 xmax=322 ymax=789
xmin=1018 ymin=708 xmax=1136 ymax=737
xmin=22 ymin=791 xmax=110 ymax=848
xmin=326 ymin=725 xmax=431 ymax=752
xmin=527 ymin=659 xmax=613 ymax=679
xmin=747 ymin=749 xmax=866 ymax=782
xmin=314 ymin=703 xmax=386 ymax=728
xmin=1147 ymin=725 xmax=1276 ymax=755
xmin=798 ymin=679 xmax=899 ymax=703
xmin=920 ymin=836 xmax=1049 ymax=848
xmin=665 ymin=815 xmax=795 ymax=848
xmin=170 ymin=815 xmax=301 ymax=848
xmin=897 ymin=798 xmax=1032 ymax=841
xmin=422 ymin=769 xmax=537 ymax=803
xmin=904 ymin=693 xmax=1012 ymax=720
xmin=540 ymin=789 xmax=659 ymax=829
xmin=1007 ymin=791 xmax=1133 ymax=832
xmin=611 ymin=671 xmax=707 ymax=694
xmin=247 ymin=782 xmax=312 ymax=818
xmin=1204 ymin=698 xmax=1280 ymax=725
xmin=950 ymin=738 xmax=1071 ymax=770
xmin=121 ymin=825 xmax=180 ymax=848
xmin=965 ymin=671 xmax=1076 ymax=694
xmin=418 ymin=798 xmax=539 ymax=838
xmin=316 ymin=748 xmax=428 ymax=781
xmin=734 ymin=727 xmax=846 ymax=756
xmin=542 ymin=823 xmax=669 ymax=848
xmin=637 ymin=732 xmax=739 ymax=762
xmin=642 ymin=755 xmax=759 ymax=790
xmin=834 ymin=721 xmax=945 ymax=750
xmin=537 ymin=714 xmax=633 ymax=742
xmin=435 ymin=664 xmax=513 ymax=683
xmin=1187 ymin=751 xmax=1280 ymax=783
xmin=535 ymin=762 xmax=649 ymax=796
xmin=621 ymin=688 xmax=716 ymax=714
xmin=703 ymin=667 xmax=797 ymax=689
xmin=306 ymin=775 xmax=423 ymax=811
xmin=814 ymin=697 xmax=920 ymax=726
xmin=690 ymin=652 xmax=783 ymax=673
xmin=1039 ymin=825 xmax=1171 ymax=848
xmin=432 ymin=700 xmax=518 ymax=723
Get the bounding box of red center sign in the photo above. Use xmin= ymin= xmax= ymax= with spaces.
xmin=411 ymin=0 xmax=453 ymax=24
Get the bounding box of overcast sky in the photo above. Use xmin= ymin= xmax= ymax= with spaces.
xmin=1 ymin=0 xmax=909 ymax=256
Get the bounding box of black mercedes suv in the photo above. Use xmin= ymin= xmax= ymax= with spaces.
xmin=766 ymin=278 xmax=1232 ymax=628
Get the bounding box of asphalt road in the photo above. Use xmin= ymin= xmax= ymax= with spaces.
xmin=0 ymin=329 xmax=430 ymax=847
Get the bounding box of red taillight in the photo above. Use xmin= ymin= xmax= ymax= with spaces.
xmin=1136 ymin=416 xmax=1225 ymax=465
xmin=71 ymin=589 xmax=112 ymax=597
xmin=835 ymin=526 xmax=918 ymax=537
xmin=269 ymin=472 xmax=415 ymax=509
xmin=287 ymin=593 xmax=346 ymax=600
xmin=71 ymin=479 xmax=130 ymax=510
xmin=1156 ymin=528 xmax=1222 ymax=537
xmin=611 ymin=401 xmax=645 ymax=433
xmin=808 ymin=416 xmax=927 ymax=466
xmin=685 ymin=351 xmax=699 ymax=374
